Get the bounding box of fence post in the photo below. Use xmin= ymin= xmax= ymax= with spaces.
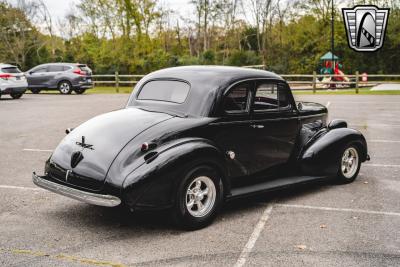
xmin=115 ymin=71 xmax=119 ymax=93
xmin=355 ymin=71 xmax=359 ymax=94
xmin=312 ymin=71 xmax=317 ymax=93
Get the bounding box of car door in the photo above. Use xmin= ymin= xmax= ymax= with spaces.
xmin=210 ymin=81 xmax=257 ymax=179
xmin=47 ymin=65 xmax=65 ymax=88
xmin=249 ymin=80 xmax=300 ymax=178
xmin=27 ymin=66 xmax=49 ymax=87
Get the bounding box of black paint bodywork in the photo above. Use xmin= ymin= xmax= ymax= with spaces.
xmin=40 ymin=66 xmax=369 ymax=210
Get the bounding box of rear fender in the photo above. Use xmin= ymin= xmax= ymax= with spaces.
xmin=121 ymin=138 xmax=228 ymax=209
xmin=301 ymin=128 xmax=368 ymax=176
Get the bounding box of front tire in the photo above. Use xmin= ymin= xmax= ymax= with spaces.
xmin=11 ymin=93 xmax=23 ymax=99
xmin=172 ymin=165 xmax=223 ymax=230
xmin=336 ymin=143 xmax=361 ymax=184
xmin=58 ymin=81 xmax=72 ymax=94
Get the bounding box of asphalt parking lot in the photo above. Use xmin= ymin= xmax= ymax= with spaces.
xmin=1 ymin=93 xmax=400 ymax=266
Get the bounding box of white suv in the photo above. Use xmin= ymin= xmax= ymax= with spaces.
xmin=0 ymin=64 xmax=28 ymax=99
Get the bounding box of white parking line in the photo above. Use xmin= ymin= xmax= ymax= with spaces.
xmin=369 ymin=140 xmax=400 ymax=143
xmin=0 ymin=185 xmax=42 ymax=191
xmin=234 ymin=205 xmax=273 ymax=267
xmin=364 ymin=163 xmax=400 ymax=168
xmin=352 ymin=124 xmax=400 ymax=128
xmin=23 ymin=148 xmax=53 ymax=152
xmin=327 ymin=101 xmax=400 ymax=104
xmin=276 ymin=204 xmax=400 ymax=217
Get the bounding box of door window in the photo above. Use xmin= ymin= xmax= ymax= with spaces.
xmin=32 ymin=67 xmax=47 ymax=74
xmin=223 ymin=82 xmax=251 ymax=114
xmin=253 ymin=82 xmax=291 ymax=112
xmin=48 ymin=65 xmax=64 ymax=72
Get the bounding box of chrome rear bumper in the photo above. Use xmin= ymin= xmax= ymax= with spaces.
xmin=32 ymin=172 xmax=121 ymax=207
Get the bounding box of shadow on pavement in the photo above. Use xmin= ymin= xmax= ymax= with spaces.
xmin=45 ymin=179 xmax=334 ymax=232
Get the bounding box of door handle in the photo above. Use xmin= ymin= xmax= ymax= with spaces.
xmin=250 ymin=124 xmax=264 ymax=129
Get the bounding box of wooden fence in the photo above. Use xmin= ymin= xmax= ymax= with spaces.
xmin=92 ymin=69 xmax=400 ymax=93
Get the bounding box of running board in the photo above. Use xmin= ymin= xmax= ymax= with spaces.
xmin=230 ymin=175 xmax=329 ymax=198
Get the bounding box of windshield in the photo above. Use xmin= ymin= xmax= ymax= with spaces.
xmin=137 ymin=80 xmax=190 ymax=104
xmin=1 ymin=67 xmax=21 ymax=73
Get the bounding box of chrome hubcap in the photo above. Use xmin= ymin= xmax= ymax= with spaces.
xmin=341 ymin=147 xmax=359 ymax=178
xmin=186 ymin=176 xmax=216 ymax=218
xmin=60 ymin=83 xmax=70 ymax=93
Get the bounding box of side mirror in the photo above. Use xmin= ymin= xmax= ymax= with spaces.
xmin=328 ymin=119 xmax=347 ymax=130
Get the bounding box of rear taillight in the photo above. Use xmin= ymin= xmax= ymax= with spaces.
xmin=73 ymin=69 xmax=86 ymax=76
xmin=0 ymin=73 xmax=13 ymax=80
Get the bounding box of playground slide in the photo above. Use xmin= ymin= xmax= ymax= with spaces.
xmin=335 ymin=69 xmax=350 ymax=82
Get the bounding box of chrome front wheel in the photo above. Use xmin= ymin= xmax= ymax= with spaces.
xmin=337 ymin=144 xmax=361 ymax=183
xmin=341 ymin=147 xmax=359 ymax=179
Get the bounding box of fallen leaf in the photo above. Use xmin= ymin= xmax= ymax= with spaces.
xmin=364 ymin=181 xmax=369 ymax=184
xmin=320 ymin=224 xmax=327 ymax=229
xmin=294 ymin=244 xmax=307 ymax=250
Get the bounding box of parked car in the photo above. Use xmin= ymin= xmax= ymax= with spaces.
xmin=33 ymin=66 xmax=369 ymax=229
xmin=0 ymin=63 xmax=27 ymax=99
xmin=25 ymin=63 xmax=93 ymax=95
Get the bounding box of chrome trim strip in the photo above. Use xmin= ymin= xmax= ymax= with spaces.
xmin=210 ymin=113 xmax=327 ymax=126
xmin=32 ymin=172 xmax=121 ymax=207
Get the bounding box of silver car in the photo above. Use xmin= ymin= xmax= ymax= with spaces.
xmin=0 ymin=64 xmax=28 ymax=99
xmin=26 ymin=63 xmax=93 ymax=95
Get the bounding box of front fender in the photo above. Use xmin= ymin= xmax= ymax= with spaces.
xmin=121 ymin=138 xmax=227 ymax=209
xmin=301 ymin=127 xmax=368 ymax=176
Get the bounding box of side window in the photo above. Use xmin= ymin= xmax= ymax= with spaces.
xmin=223 ymin=82 xmax=251 ymax=114
xmin=32 ymin=67 xmax=47 ymax=74
xmin=253 ymin=82 xmax=291 ymax=112
xmin=48 ymin=65 xmax=64 ymax=72
xmin=254 ymin=83 xmax=278 ymax=111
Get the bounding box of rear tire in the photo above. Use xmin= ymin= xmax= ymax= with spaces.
xmin=74 ymin=88 xmax=86 ymax=94
xmin=58 ymin=81 xmax=72 ymax=94
xmin=11 ymin=93 xmax=23 ymax=99
xmin=336 ymin=142 xmax=361 ymax=184
xmin=30 ymin=89 xmax=41 ymax=94
xmin=172 ymin=164 xmax=223 ymax=230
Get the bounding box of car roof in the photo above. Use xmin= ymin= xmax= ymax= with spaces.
xmin=129 ymin=66 xmax=286 ymax=117
xmin=144 ymin=66 xmax=283 ymax=90
xmin=33 ymin=63 xmax=86 ymax=67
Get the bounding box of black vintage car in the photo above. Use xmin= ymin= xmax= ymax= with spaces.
xmin=33 ymin=66 xmax=369 ymax=229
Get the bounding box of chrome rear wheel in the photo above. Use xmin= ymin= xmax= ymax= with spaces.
xmin=173 ymin=163 xmax=223 ymax=230
xmin=58 ymin=81 xmax=72 ymax=94
xmin=185 ymin=176 xmax=216 ymax=218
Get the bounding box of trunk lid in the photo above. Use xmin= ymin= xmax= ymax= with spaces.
xmin=49 ymin=108 xmax=172 ymax=191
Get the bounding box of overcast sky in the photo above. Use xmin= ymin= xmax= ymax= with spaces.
xmin=9 ymin=0 xmax=191 ymax=21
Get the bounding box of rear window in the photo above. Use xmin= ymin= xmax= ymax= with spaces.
xmin=1 ymin=67 xmax=21 ymax=73
xmin=137 ymin=80 xmax=190 ymax=104
xmin=78 ymin=65 xmax=90 ymax=72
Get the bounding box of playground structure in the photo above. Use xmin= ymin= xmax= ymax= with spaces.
xmin=319 ymin=52 xmax=350 ymax=88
